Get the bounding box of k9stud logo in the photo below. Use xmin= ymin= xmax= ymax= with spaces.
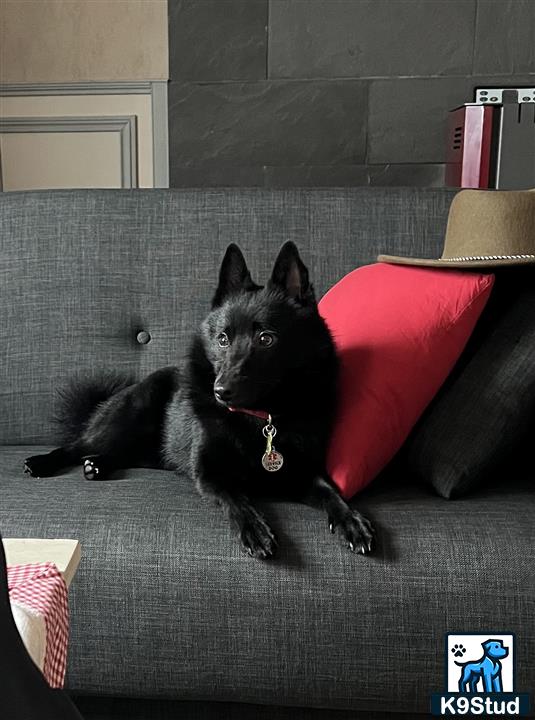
xmin=447 ymin=634 xmax=513 ymax=693
xmin=430 ymin=633 xmax=531 ymax=716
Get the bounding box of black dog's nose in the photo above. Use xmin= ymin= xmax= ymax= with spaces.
xmin=214 ymin=385 xmax=233 ymax=403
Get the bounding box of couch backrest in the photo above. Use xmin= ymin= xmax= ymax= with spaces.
xmin=0 ymin=188 xmax=456 ymax=444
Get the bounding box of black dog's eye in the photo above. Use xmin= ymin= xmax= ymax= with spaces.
xmin=217 ymin=332 xmax=230 ymax=348
xmin=257 ymin=331 xmax=276 ymax=348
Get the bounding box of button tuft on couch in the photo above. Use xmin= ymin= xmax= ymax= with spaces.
xmin=136 ymin=331 xmax=151 ymax=345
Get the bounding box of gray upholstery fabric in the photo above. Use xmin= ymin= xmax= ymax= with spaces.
xmin=0 ymin=188 xmax=455 ymax=444
xmin=1 ymin=447 xmax=534 ymax=714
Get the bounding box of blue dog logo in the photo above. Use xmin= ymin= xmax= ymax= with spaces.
xmin=431 ymin=633 xmax=531 ymax=715
xmin=454 ymin=639 xmax=509 ymax=693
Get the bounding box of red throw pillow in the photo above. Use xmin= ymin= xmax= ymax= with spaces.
xmin=318 ymin=264 xmax=494 ymax=498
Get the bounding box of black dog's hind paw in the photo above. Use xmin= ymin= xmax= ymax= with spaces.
xmin=23 ymin=455 xmax=55 ymax=478
xmin=83 ymin=457 xmax=100 ymax=481
xmin=329 ymin=510 xmax=375 ymax=555
xmin=452 ymin=644 xmax=466 ymax=658
xmin=239 ymin=511 xmax=277 ymax=560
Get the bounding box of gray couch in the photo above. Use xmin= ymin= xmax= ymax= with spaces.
xmin=1 ymin=188 xmax=533 ymax=720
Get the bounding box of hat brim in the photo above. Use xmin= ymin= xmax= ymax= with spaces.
xmin=377 ymin=254 xmax=535 ymax=269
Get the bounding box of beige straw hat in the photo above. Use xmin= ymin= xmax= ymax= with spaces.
xmin=378 ymin=189 xmax=535 ymax=269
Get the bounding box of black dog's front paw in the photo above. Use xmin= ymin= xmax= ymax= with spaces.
xmin=82 ymin=457 xmax=100 ymax=481
xmin=239 ymin=510 xmax=277 ymax=560
xmin=23 ymin=455 xmax=54 ymax=478
xmin=329 ymin=510 xmax=375 ymax=555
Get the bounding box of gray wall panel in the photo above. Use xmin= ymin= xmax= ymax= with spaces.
xmin=268 ymin=0 xmax=476 ymax=79
xmin=169 ymin=0 xmax=268 ymax=81
xmin=169 ymin=80 xmax=368 ymax=166
xmin=474 ymin=0 xmax=535 ymax=75
xmin=167 ymin=0 xmax=535 ymax=188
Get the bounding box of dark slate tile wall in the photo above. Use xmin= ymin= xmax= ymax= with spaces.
xmin=268 ymin=0 xmax=476 ymax=78
xmin=168 ymin=0 xmax=535 ymax=188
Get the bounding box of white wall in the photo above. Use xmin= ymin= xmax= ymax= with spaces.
xmin=0 ymin=0 xmax=168 ymax=83
xmin=0 ymin=0 xmax=168 ymax=190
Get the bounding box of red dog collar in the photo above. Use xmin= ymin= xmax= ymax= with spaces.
xmin=228 ymin=407 xmax=271 ymax=421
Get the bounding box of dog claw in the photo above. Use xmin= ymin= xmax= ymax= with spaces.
xmin=23 ymin=463 xmax=40 ymax=479
xmin=329 ymin=522 xmax=335 ymax=534
xmin=239 ymin=511 xmax=277 ymax=560
xmin=331 ymin=509 xmax=375 ymax=556
xmin=244 ymin=544 xmax=272 ymax=560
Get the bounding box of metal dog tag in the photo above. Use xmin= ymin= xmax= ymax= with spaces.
xmin=261 ymin=418 xmax=284 ymax=472
xmin=262 ymin=447 xmax=284 ymax=472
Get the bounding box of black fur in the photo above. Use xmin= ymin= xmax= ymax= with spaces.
xmin=24 ymin=242 xmax=374 ymax=559
xmin=53 ymin=372 xmax=136 ymax=446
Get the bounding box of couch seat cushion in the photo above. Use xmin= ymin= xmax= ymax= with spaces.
xmin=1 ymin=446 xmax=533 ymax=714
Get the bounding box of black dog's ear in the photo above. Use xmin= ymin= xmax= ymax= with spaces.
xmin=212 ymin=244 xmax=258 ymax=308
xmin=268 ymin=241 xmax=315 ymax=303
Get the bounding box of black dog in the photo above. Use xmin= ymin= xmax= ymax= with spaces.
xmin=24 ymin=242 xmax=374 ymax=559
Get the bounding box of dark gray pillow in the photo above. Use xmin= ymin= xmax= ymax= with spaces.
xmin=405 ymin=268 xmax=535 ymax=498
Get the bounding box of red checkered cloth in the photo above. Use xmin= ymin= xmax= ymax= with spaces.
xmin=7 ymin=562 xmax=69 ymax=688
